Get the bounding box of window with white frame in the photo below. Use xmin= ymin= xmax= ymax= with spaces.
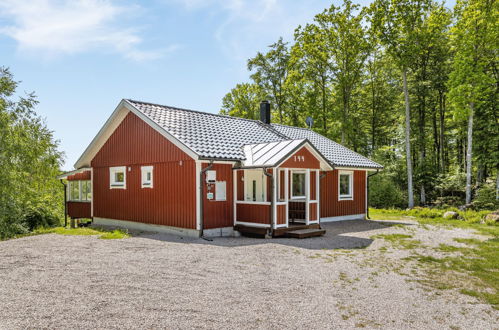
xmin=291 ymin=171 xmax=306 ymax=199
xmin=68 ymin=181 xmax=91 ymax=201
xmin=141 ymin=166 xmax=153 ymax=188
xmin=110 ymin=166 xmax=126 ymax=189
xmin=338 ymin=171 xmax=353 ymax=200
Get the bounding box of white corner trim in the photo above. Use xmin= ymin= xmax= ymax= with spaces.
xmin=320 ymin=214 xmax=365 ymax=222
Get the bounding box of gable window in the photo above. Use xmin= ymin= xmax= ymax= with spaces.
xmin=110 ymin=166 xmax=126 ymax=189
xmin=291 ymin=171 xmax=306 ymax=199
xmin=338 ymin=171 xmax=353 ymax=200
xmin=141 ymin=166 xmax=153 ymax=188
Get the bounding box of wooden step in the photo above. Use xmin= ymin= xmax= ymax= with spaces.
xmin=285 ymin=228 xmax=326 ymax=239
xmin=273 ymin=223 xmax=320 ymax=237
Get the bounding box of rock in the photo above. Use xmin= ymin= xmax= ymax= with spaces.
xmin=443 ymin=211 xmax=459 ymax=219
xmin=484 ymin=211 xmax=499 ymax=223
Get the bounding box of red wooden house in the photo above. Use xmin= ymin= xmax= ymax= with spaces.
xmin=58 ymin=99 xmax=382 ymax=238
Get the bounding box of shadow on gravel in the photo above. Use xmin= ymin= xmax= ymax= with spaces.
xmin=136 ymin=220 xmax=415 ymax=251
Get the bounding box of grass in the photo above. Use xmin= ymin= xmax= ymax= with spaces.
xmin=31 ymin=226 xmax=129 ymax=239
xmin=370 ymin=233 xmax=422 ymax=249
xmin=370 ymin=207 xmax=499 ymax=309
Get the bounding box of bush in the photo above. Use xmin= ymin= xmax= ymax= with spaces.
xmin=369 ymin=174 xmax=407 ymax=208
xmin=0 ymin=219 xmax=29 ymax=240
xmin=473 ymin=181 xmax=499 ymax=211
xmin=23 ymin=208 xmax=60 ymax=231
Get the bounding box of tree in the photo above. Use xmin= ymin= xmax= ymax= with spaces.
xmin=369 ymin=0 xmax=433 ymax=208
xmin=0 ymin=67 xmax=64 ymax=239
xmin=448 ymin=0 xmax=497 ymax=204
xmin=219 ymin=83 xmax=266 ymax=120
xmin=247 ymin=38 xmax=291 ymax=123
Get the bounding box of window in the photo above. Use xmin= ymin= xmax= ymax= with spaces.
xmin=291 ymin=171 xmax=306 ymax=199
xmin=70 ymin=181 xmax=80 ymax=201
xmin=338 ymin=171 xmax=353 ymax=200
xmin=68 ymin=180 xmax=91 ymax=201
xmin=244 ymin=169 xmax=266 ymax=202
xmin=141 ymin=166 xmax=153 ymax=188
xmin=110 ymin=166 xmax=126 ymax=189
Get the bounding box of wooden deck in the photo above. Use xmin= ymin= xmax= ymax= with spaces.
xmin=234 ymin=223 xmax=325 ymax=239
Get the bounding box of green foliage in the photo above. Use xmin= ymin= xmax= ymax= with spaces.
xmin=29 ymin=227 xmax=130 ymax=240
xmin=0 ymin=67 xmax=64 ymax=240
xmin=221 ymin=0 xmax=498 ymax=209
xmin=474 ymin=181 xmax=499 ymax=210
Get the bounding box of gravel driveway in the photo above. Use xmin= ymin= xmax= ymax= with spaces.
xmin=0 ymin=220 xmax=497 ymax=329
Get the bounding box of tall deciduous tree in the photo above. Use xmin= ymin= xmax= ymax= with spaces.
xmin=247 ymin=38 xmax=291 ymax=123
xmin=448 ymin=0 xmax=497 ymax=204
xmin=219 ymin=83 xmax=266 ymax=120
xmin=369 ymin=0 xmax=433 ymax=208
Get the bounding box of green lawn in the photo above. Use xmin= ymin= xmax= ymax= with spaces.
xmin=30 ymin=226 xmax=129 ymax=239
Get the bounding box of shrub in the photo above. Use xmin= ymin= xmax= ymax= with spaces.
xmin=23 ymin=208 xmax=60 ymax=231
xmin=473 ymin=181 xmax=499 ymax=211
xmin=0 ymin=219 xmax=29 ymax=240
xmin=369 ymin=174 xmax=407 ymax=208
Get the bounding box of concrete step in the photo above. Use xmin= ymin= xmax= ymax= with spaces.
xmin=286 ymin=228 xmax=326 ymax=239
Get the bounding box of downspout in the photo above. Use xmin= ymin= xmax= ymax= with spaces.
xmin=199 ymin=160 xmax=214 ymax=240
xmin=263 ymin=168 xmax=274 ymax=237
xmin=366 ymin=169 xmax=379 ymax=220
xmin=60 ymin=179 xmax=68 ymax=227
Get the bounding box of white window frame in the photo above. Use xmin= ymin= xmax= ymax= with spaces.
xmin=291 ymin=170 xmax=306 ymax=199
xmin=110 ymin=166 xmax=126 ymax=189
xmin=141 ymin=166 xmax=154 ymax=188
xmin=68 ymin=180 xmax=91 ymax=201
xmin=338 ymin=170 xmax=354 ymax=200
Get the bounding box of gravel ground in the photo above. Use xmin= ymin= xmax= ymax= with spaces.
xmin=0 ymin=220 xmax=497 ymax=329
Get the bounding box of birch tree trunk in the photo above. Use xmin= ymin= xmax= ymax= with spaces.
xmin=465 ymin=102 xmax=474 ymax=205
xmin=403 ymin=69 xmax=414 ymax=208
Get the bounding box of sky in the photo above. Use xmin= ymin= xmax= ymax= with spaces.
xmin=0 ymin=0 xmax=454 ymax=170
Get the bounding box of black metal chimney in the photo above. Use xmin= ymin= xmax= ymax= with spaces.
xmin=260 ymin=100 xmax=271 ymax=124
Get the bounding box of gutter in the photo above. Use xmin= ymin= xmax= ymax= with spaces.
xmin=199 ymin=160 xmax=214 ymax=240
xmin=60 ymin=179 xmax=68 ymax=227
xmin=263 ymin=167 xmax=274 ymax=237
xmin=366 ymin=169 xmax=380 ymax=219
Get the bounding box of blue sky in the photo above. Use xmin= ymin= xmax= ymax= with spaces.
xmin=0 ymin=0 xmax=454 ymax=170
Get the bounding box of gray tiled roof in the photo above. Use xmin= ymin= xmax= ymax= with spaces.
xmin=271 ymin=124 xmax=382 ymax=169
xmin=127 ymin=99 xmax=382 ymax=168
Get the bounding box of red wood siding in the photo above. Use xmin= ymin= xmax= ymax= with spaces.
xmin=91 ymin=111 xmax=197 ymax=229
xmin=309 ymin=203 xmax=317 ymax=221
xmin=278 ymin=170 xmax=285 ymax=200
xmin=202 ymin=163 xmax=233 ymax=229
xmin=236 ymin=204 xmax=270 ymax=224
xmin=320 ymin=170 xmax=366 ymax=218
xmin=310 ymin=171 xmax=316 ymax=200
xmin=277 ymin=204 xmax=286 ymax=224
xmin=67 ymin=171 xmax=91 ymax=181
xmin=92 ymin=112 xmax=192 ymax=167
xmin=236 ymin=170 xmax=244 ymax=201
xmin=67 ymin=202 xmax=91 ymax=219
xmin=280 ymin=147 xmax=320 ymax=169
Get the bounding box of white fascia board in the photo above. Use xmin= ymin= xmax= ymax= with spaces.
xmin=74 ymin=99 xmax=199 ymax=169
xmin=57 ymin=167 xmax=92 ymax=180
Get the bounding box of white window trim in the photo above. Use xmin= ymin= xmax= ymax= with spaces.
xmin=110 ymin=166 xmax=126 ymax=189
xmin=291 ymin=170 xmax=306 ymax=200
xmin=68 ymin=180 xmax=91 ymax=202
xmin=141 ymin=166 xmax=154 ymax=188
xmin=338 ymin=170 xmax=354 ymax=201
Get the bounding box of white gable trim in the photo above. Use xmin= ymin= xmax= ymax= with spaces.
xmin=74 ymin=99 xmax=199 ymax=169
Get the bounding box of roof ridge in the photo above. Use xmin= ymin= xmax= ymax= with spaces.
xmin=126 ymin=99 xmax=264 ymax=125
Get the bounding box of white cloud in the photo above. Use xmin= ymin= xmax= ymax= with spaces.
xmin=0 ymin=0 xmax=173 ymax=61
xmin=170 ymin=0 xmax=325 ymax=62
